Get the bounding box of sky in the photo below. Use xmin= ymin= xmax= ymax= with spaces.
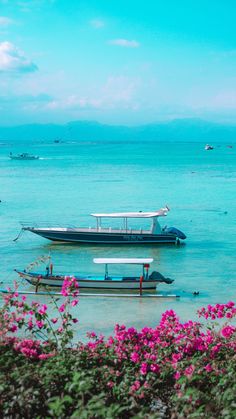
xmin=0 ymin=0 xmax=236 ymax=126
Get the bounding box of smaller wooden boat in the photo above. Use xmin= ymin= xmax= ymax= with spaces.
xmin=9 ymin=152 xmax=39 ymax=160
xmin=15 ymin=258 xmax=174 ymax=292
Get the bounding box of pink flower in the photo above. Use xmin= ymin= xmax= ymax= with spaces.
xmin=51 ymin=318 xmax=58 ymax=324
xmin=150 ymin=364 xmax=160 ymax=373
xmin=221 ymin=325 xmax=236 ymax=339
xmin=10 ymin=325 xmax=17 ymax=333
xmin=59 ymin=304 xmax=65 ymax=313
xmin=71 ymin=299 xmax=78 ymax=306
xmin=184 ymin=365 xmax=195 ymax=378
xmin=28 ymin=319 xmax=33 ymax=330
xmin=204 ymin=364 xmax=213 ymax=372
xmin=174 ymin=371 xmax=181 ymax=380
xmin=172 ymin=353 xmax=182 ymax=363
xmin=38 ymin=304 xmax=48 ymax=315
xmin=130 ymin=352 xmax=140 ymax=363
xmin=36 ymin=320 xmax=44 ymax=329
xmin=132 ymin=380 xmax=141 ymax=391
xmin=140 ymin=362 xmax=148 ymax=375
xmin=211 ymin=343 xmax=221 ymax=354
xmin=38 ymin=353 xmax=55 ymax=360
xmin=87 ymin=331 xmax=96 ymax=338
xmin=226 ymin=301 xmax=235 ymax=308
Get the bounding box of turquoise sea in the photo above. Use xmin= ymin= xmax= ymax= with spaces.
xmin=0 ymin=140 xmax=236 ymax=338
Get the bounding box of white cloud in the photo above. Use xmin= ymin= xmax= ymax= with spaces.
xmin=46 ymin=95 xmax=102 ymax=111
xmin=0 ymin=16 xmax=13 ymax=26
xmin=90 ymin=19 xmax=104 ymax=29
xmin=108 ymin=39 xmax=140 ymax=48
xmin=212 ymin=90 xmax=236 ymax=109
xmin=102 ymin=76 xmax=139 ymax=103
xmin=0 ymin=41 xmax=38 ymax=73
xmin=45 ymin=76 xmax=140 ymax=112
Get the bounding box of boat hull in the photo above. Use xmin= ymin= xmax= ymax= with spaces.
xmin=17 ymin=271 xmax=159 ymax=290
xmin=10 ymin=156 xmax=39 ymax=160
xmin=24 ymin=228 xmax=178 ymax=244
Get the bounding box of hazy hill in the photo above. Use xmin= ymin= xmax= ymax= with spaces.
xmin=0 ymin=119 xmax=236 ymax=143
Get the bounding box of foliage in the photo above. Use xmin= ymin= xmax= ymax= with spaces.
xmin=0 ymin=281 xmax=235 ymax=418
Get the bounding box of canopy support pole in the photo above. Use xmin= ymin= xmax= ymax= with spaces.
xmin=104 ymin=264 xmax=109 ymax=280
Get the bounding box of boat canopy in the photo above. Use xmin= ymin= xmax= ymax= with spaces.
xmin=91 ymin=207 xmax=169 ymax=219
xmin=93 ymin=258 xmax=153 ymax=265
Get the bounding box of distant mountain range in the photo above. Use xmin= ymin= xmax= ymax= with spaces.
xmin=0 ymin=118 xmax=236 ymax=143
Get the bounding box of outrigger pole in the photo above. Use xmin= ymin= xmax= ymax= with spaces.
xmin=0 ymin=289 xmax=180 ymax=298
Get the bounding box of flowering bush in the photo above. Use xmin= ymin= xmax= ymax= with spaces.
xmin=0 ymin=277 xmax=79 ymax=356
xmin=0 ymin=285 xmax=235 ymax=418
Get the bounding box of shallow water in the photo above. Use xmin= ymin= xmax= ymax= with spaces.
xmin=1 ymin=140 xmax=236 ymax=338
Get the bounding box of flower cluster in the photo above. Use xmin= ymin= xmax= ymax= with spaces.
xmin=197 ymin=301 xmax=236 ymax=320
xmin=0 ymin=296 xmax=235 ymax=417
xmin=80 ymin=302 xmax=236 ymax=400
xmin=13 ymin=338 xmax=55 ymax=359
xmin=0 ymin=277 xmax=80 ymax=357
xmin=61 ymin=276 xmax=79 ymax=298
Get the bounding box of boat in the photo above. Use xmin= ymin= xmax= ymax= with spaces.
xmin=15 ymin=258 xmax=174 ymax=291
xmin=9 ymin=152 xmax=39 ymax=160
xmin=19 ymin=207 xmax=186 ymax=245
xmin=205 ymin=144 xmax=214 ymax=150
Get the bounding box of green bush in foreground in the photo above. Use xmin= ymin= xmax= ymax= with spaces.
xmin=0 ymin=338 xmax=235 ymax=418
xmin=0 ymin=280 xmax=235 ymax=418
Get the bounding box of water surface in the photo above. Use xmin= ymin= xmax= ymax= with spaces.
xmin=1 ymin=140 xmax=235 ymax=338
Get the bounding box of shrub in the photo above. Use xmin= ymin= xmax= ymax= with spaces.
xmin=0 ymin=281 xmax=235 ymax=418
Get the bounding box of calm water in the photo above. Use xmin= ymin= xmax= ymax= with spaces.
xmin=0 ymin=140 xmax=236 ymax=338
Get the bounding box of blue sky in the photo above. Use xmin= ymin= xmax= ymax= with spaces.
xmin=0 ymin=0 xmax=236 ymax=125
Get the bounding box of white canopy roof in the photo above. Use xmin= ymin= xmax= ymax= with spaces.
xmin=91 ymin=207 xmax=169 ymax=218
xmin=93 ymin=258 xmax=153 ymax=265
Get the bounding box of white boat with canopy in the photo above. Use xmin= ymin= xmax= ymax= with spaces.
xmin=15 ymin=257 xmax=174 ymax=292
xmin=18 ymin=206 xmax=186 ymax=244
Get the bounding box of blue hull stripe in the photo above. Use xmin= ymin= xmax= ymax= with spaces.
xmin=30 ymin=230 xmax=177 ymax=244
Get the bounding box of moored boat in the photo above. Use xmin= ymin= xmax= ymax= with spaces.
xmin=19 ymin=207 xmax=186 ymax=245
xmin=205 ymin=144 xmax=214 ymax=150
xmin=15 ymin=258 xmax=174 ymax=291
xmin=9 ymin=152 xmax=39 ymax=160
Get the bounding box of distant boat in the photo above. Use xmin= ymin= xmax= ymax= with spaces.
xmin=19 ymin=207 xmax=187 ymax=245
xmin=9 ymin=152 xmax=39 ymax=160
xmin=205 ymin=144 xmax=214 ymax=150
xmin=15 ymin=257 xmax=174 ymax=291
